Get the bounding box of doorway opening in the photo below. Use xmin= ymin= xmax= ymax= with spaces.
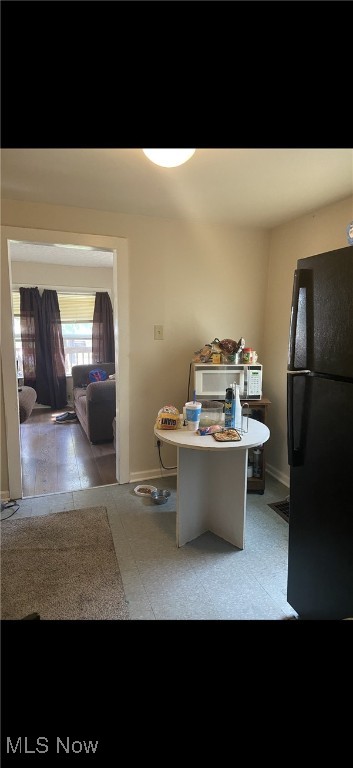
xmin=2 ymin=226 xmax=130 ymax=501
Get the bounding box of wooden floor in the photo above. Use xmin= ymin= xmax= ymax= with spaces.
xmin=20 ymin=407 xmax=117 ymax=497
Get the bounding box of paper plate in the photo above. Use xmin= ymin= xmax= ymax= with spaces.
xmin=134 ymin=484 xmax=158 ymax=497
xmin=213 ymin=429 xmax=242 ymax=442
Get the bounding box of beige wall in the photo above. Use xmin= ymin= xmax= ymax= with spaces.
xmin=263 ymin=196 xmax=353 ymax=486
xmin=2 ymin=195 xmax=351 ymax=497
xmin=1 ymin=199 xmax=270 ymax=493
xmin=11 ymin=261 xmax=113 ymax=292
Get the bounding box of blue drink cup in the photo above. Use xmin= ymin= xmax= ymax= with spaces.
xmin=185 ymin=401 xmax=202 ymax=431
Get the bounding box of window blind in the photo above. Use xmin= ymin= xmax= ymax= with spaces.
xmin=12 ymin=291 xmax=96 ymax=322
xmin=12 ymin=291 xmax=20 ymax=316
xmin=57 ymin=293 xmax=95 ymax=323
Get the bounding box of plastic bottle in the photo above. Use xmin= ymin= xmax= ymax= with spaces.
xmin=253 ymin=448 xmax=262 ymax=478
xmin=224 ymin=386 xmax=235 ymax=428
xmin=234 ymin=383 xmax=242 ymax=430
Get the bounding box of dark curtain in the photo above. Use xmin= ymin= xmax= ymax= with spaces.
xmin=40 ymin=290 xmax=67 ymax=409
xmin=92 ymin=292 xmax=115 ymax=364
xmin=20 ymin=287 xmax=67 ymax=409
xmin=19 ymin=287 xmax=47 ymax=402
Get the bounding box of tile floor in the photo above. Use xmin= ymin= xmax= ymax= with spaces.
xmin=4 ymin=473 xmax=296 ymax=620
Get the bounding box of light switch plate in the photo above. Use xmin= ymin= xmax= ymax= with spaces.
xmin=154 ymin=325 xmax=163 ymax=340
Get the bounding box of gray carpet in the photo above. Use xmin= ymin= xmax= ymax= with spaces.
xmin=1 ymin=507 xmax=130 ymax=620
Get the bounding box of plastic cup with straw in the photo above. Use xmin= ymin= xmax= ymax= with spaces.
xmin=185 ymin=392 xmax=202 ymax=431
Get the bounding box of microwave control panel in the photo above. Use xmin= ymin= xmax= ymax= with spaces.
xmin=247 ymin=368 xmax=262 ymax=397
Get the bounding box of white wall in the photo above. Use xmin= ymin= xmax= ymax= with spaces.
xmin=263 ymin=196 xmax=353 ymax=486
xmin=1 ymin=199 xmax=270 ymax=492
xmin=11 ymin=261 xmax=113 ymax=292
xmin=3 ymin=195 xmax=350 ymax=496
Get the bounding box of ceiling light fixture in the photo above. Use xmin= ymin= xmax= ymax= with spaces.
xmin=142 ymin=149 xmax=195 ymax=168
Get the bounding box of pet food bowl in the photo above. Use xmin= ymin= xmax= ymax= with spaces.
xmin=151 ymin=489 xmax=171 ymax=505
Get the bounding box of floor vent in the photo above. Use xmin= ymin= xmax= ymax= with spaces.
xmin=268 ymin=499 xmax=290 ymax=522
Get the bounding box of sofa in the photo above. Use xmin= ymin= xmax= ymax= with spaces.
xmin=18 ymin=385 xmax=37 ymax=423
xmin=71 ymin=363 xmax=116 ymax=444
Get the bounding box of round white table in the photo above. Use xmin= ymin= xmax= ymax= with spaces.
xmin=154 ymin=418 xmax=270 ymax=548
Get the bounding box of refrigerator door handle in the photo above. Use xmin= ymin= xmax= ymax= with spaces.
xmin=287 ymin=371 xmax=309 ymax=467
xmin=288 ymin=269 xmax=300 ymax=370
xmin=288 ymin=269 xmax=312 ymax=371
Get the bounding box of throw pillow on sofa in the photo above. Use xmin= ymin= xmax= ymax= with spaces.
xmin=88 ymin=368 xmax=108 ymax=382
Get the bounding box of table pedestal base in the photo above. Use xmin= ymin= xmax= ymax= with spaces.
xmin=176 ymin=446 xmax=248 ymax=548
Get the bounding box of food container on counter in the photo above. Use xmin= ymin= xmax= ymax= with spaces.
xmin=242 ymin=348 xmax=253 ymax=363
xmin=199 ymin=400 xmax=225 ymax=427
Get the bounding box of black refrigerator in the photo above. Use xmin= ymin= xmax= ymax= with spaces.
xmin=287 ymin=245 xmax=353 ymax=619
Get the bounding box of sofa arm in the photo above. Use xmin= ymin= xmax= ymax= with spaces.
xmin=86 ymin=380 xmax=116 ymax=403
xmin=86 ymin=380 xmax=116 ymax=443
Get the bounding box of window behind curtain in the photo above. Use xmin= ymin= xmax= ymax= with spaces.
xmin=12 ymin=291 xmax=97 ymax=375
xmin=58 ymin=293 xmax=95 ymax=374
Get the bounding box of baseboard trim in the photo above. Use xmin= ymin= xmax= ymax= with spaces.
xmin=130 ymin=469 xmax=177 ymax=484
xmin=130 ymin=465 xmax=289 ymax=488
xmin=266 ymin=464 xmax=290 ymax=488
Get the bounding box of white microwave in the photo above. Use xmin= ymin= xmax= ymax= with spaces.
xmin=192 ymin=363 xmax=263 ymax=401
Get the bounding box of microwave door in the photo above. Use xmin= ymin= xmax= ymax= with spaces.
xmin=194 ymin=365 xmax=245 ymax=399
